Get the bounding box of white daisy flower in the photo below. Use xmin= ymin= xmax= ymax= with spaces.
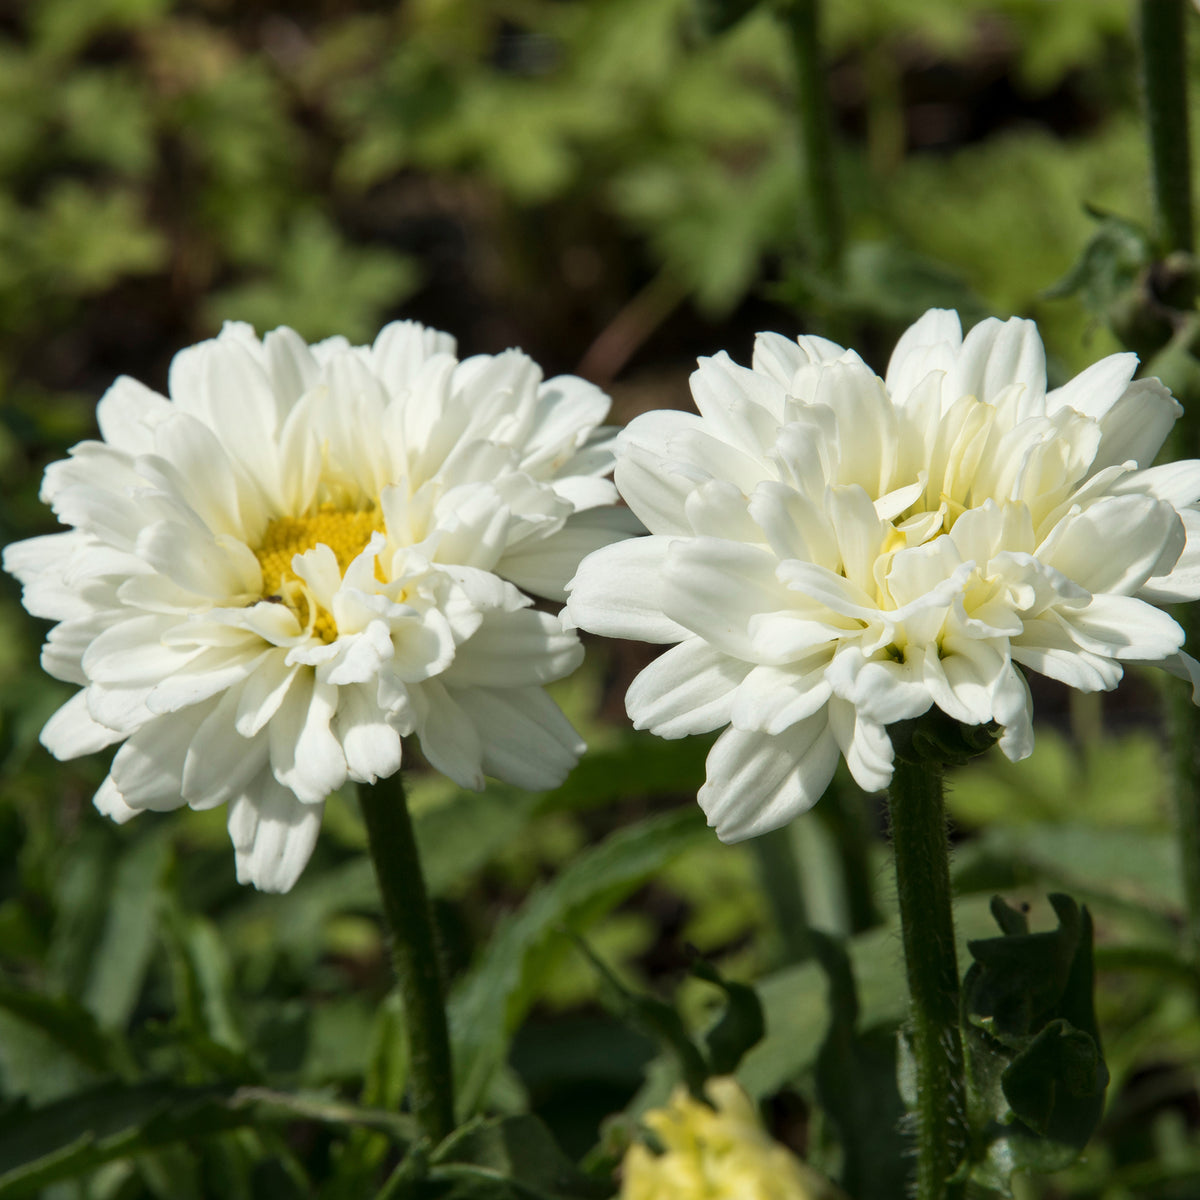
xmin=5 ymin=321 xmax=632 ymax=891
xmin=567 ymin=309 xmax=1200 ymax=842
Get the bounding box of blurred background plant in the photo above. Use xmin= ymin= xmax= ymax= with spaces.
xmin=2 ymin=0 xmax=1199 ymax=1197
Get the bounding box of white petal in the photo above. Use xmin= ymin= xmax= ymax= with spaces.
xmin=1090 ymin=377 xmax=1181 ymax=473
xmin=885 ymin=308 xmax=963 ymax=400
xmin=269 ymin=678 xmax=346 ymax=803
xmin=690 ymin=352 xmax=786 ymax=453
xmin=96 ymin=376 xmax=172 ymax=453
xmin=660 ymin=537 xmax=792 ymax=660
xmin=94 ymin=775 xmax=141 ymax=824
xmin=181 ymin=689 xmax=269 ymax=807
xmin=498 ymin=506 xmax=643 ymax=602
xmin=1010 ymin=614 xmax=1124 ymax=691
xmin=445 ymin=608 xmax=583 ymax=688
xmin=827 ymin=698 xmax=894 ymax=793
xmin=1038 ymin=494 xmax=1184 ymax=594
xmin=413 ymin=679 xmax=484 ymax=789
xmin=454 ymin=685 xmax=584 ymax=791
xmin=627 ymin=639 xmax=753 ymax=737
xmin=1045 ymin=352 xmax=1139 ymax=421
xmin=698 ymin=722 xmax=839 ymax=842
xmin=108 ymin=711 xmax=205 ymax=812
xmin=41 ymin=691 xmax=124 ymax=759
xmin=229 ymin=782 xmax=323 ymax=893
xmin=565 ymin=537 xmax=690 ymax=644
xmin=728 ymin=658 xmax=833 ymax=735
xmin=945 ymin=316 xmax=1047 ymax=418
xmin=1061 ymin=594 xmax=1183 ymax=661
xmin=334 ymin=683 xmax=403 ymax=784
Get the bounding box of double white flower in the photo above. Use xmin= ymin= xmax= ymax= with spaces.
xmin=567 ymin=309 xmax=1200 ymax=841
xmin=6 ymin=321 xmax=629 ymax=890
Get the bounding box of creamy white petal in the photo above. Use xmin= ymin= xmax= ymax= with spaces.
xmin=565 ymin=537 xmax=691 ymax=643
xmin=269 ymin=678 xmax=346 ymax=803
xmin=497 ymin=506 xmax=643 ymax=601
xmin=445 ymin=608 xmax=583 ymax=688
xmin=627 ymin=639 xmax=753 ymax=737
xmin=334 ymin=682 xmax=404 ymax=784
xmin=1090 ymin=377 xmax=1181 ymax=473
xmin=413 ymin=680 xmax=484 ymax=790
xmin=885 ymin=308 xmax=963 ymax=401
xmin=454 ymin=685 xmax=584 ymax=792
xmin=699 ymin=722 xmax=839 ymax=842
xmin=229 ymin=783 xmax=323 ymax=894
xmin=41 ymin=690 xmax=124 ymax=759
xmin=1045 ymin=352 xmax=1138 ymax=421
xmin=1038 ymin=494 xmax=1184 ymax=594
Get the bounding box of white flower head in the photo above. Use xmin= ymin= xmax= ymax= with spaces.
xmin=567 ymin=309 xmax=1200 ymax=842
xmin=6 ymin=320 xmax=633 ymax=891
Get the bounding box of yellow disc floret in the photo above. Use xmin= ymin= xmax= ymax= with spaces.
xmin=255 ymin=506 xmax=385 ymax=642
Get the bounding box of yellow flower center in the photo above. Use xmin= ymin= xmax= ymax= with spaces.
xmin=255 ymin=506 xmax=385 ymax=642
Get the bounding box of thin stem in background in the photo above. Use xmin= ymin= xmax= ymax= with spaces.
xmin=358 ymin=774 xmax=455 ymax=1145
xmin=783 ymin=0 xmax=844 ymax=275
xmin=751 ymin=825 xmax=814 ymax=966
xmin=1138 ymin=0 xmax=1200 ymax=983
xmin=1138 ymin=0 xmax=1194 ymax=258
xmin=887 ymin=755 xmax=968 ymax=1200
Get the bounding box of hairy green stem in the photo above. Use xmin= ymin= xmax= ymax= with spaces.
xmin=1138 ymin=0 xmax=1194 ymax=257
xmin=888 ymin=756 xmax=967 ymax=1200
xmin=1169 ymin=616 xmax=1200 ymax=984
xmin=358 ymin=774 xmax=455 ymax=1144
xmin=783 ymin=0 xmax=844 ymax=274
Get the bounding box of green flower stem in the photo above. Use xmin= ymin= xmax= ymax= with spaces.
xmin=358 ymin=774 xmax=455 ymax=1144
xmin=887 ymin=755 xmax=968 ymax=1200
xmin=1169 ymin=630 xmax=1200 ymax=982
xmin=782 ymin=0 xmax=844 ymax=274
xmin=1138 ymin=0 xmax=1194 ymax=258
xmin=1139 ymin=0 xmax=1200 ymax=986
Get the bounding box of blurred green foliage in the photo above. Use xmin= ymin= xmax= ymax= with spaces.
xmin=3 ymin=0 xmax=1200 ymax=1196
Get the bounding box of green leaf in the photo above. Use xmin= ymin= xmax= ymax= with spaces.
xmin=449 ymin=807 xmax=709 ymax=1115
xmin=82 ymin=831 xmax=170 ymax=1030
xmin=961 ymin=894 xmax=1109 ymax=1189
xmin=689 ymin=957 xmax=764 ymax=1077
xmin=206 ymin=211 xmax=419 ymax=345
xmin=0 ymin=986 xmax=132 ymax=1079
xmin=569 ymin=934 xmax=708 ymax=1095
xmin=0 ymin=1083 xmax=415 ymax=1199
xmin=810 ymin=932 xmax=908 ymax=1200
xmin=427 ymin=1114 xmax=608 ymax=1200
xmin=1001 ymin=1019 xmax=1107 ymax=1146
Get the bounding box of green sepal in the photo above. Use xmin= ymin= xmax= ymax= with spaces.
xmin=891 ymin=711 xmax=1001 ymax=770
